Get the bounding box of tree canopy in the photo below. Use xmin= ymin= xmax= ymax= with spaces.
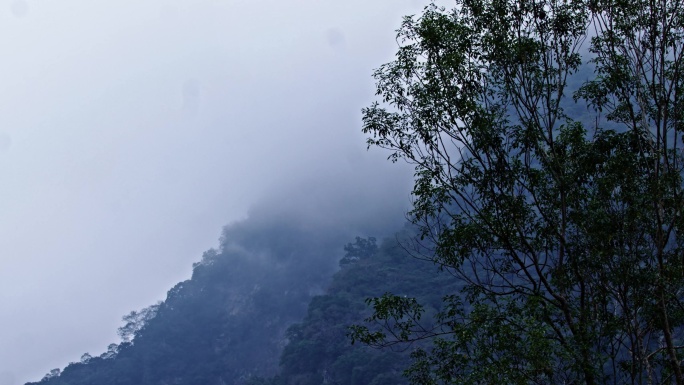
xmin=354 ymin=0 xmax=684 ymax=384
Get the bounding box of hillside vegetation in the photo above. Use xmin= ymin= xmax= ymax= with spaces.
xmin=28 ymin=221 xmax=454 ymax=385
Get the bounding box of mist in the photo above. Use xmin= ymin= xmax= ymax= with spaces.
xmin=0 ymin=0 xmax=424 ymax=383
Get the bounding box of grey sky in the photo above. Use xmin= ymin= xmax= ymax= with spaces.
xmin=0 ymin=0 xmax=426 ymax=383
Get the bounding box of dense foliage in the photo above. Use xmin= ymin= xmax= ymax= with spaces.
xmin=255 ymin=232 xmax=461 ymax=385
xmin=354 ymin=0 xmax=684 ymax=384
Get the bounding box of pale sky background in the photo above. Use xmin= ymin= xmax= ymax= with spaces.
xmin=0 ymin=0 xmax=433 ymax=383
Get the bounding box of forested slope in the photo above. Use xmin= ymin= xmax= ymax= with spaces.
xmin=252 ymin=230 xmax=461 ymax=385
xmin=27 ymin=221 xmax=456 ymax=385
xmin=27 ymin=214 xmax=351 ymax=385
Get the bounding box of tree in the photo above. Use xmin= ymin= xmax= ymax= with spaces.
xmin=39 ymin=369 xmax=60 ymax=383
xmin=80 ymin=353 xmax=92 ymax=364
xmin=117 ymin=302 xmax=161 ymax=343
xmin=353 ymin=0 xmax=684 ymax=384
xmin=339 ymin=236 xmax=378 ymax=266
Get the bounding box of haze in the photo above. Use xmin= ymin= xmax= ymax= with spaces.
xmin=0 ymin=0 xmax=425 ymax=383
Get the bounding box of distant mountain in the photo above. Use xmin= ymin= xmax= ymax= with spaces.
xmin=27 ymin=213 xmax=350 ymax=385
xmin=28 ymin=221 xmax=454 ymax=385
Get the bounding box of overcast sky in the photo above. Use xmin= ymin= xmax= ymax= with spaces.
xmin=0 ymin=0 xmax=432 ymax=383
